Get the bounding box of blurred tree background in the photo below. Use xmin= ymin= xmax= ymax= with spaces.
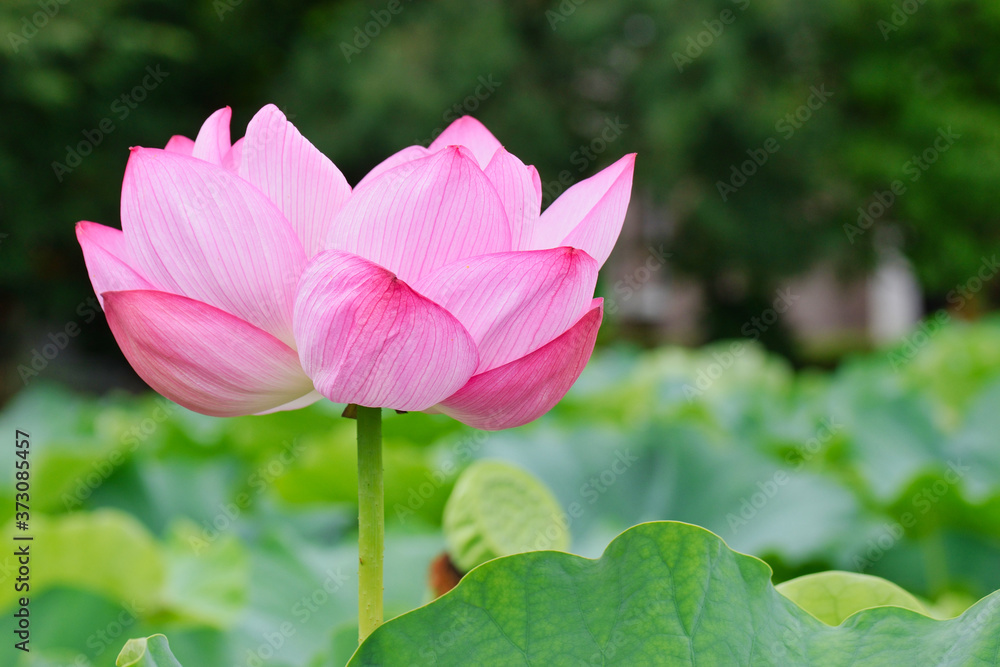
xmin=1 ymin=0 xmax=999 ymax=396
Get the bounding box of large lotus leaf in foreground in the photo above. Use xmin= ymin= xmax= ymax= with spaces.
xmin=349 ymin=521 xmax=1000 ymax=666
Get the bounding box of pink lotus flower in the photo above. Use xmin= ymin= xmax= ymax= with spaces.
xmin=77 ymin=106 xmax=635 ymax=429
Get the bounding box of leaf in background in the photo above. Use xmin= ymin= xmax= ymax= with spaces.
xmin=776 ymin=571 xmax=929 ymax=625
xmin=0 ymin=509 xmax=164 ymax=611
xmin=945 ymin=377 xmax=1000 ymax=500
xmin=351 ymin=521 xmax=1000 ymax=665
xmin=160 ymin=520 xmax=248 ymax=627
xmin=846 ymin=398 xmax=946 ymax=503
xmin=469 ymin=420 xmax=871 ymax=567
xmin=116 ymin=634 xmax=183 ymax=667
xmin=443 ymin=459 xmax=569 ymax=572
xmin=272 ymin=428 xmax=456 ymax=527
xmin=898 ymin=320 xmax=1000 ymax=427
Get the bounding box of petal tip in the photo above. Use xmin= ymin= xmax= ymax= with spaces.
xmin=101 ymin=290 xmax=123 ymax=306
xmin=75 ymin=220 xmax=101 ymax=242
xmin=452 ymin=116 xmax=488 ymax=131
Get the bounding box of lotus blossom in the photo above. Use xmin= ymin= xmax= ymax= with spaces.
xmin=77 ymin=105 xmax=635 ymax=429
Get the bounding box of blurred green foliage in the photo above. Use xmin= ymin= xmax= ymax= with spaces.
xmin=2 ymin=317 xmax=1000 ymax=665
xmin=2 ymin=0 xmax=999 ymax=380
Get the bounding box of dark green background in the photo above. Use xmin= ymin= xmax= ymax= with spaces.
xmin=2 ymin=0 xmax=999 ymax=396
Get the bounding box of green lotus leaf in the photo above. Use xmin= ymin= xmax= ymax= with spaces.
xmin=776 ymin=570 xmax=929 ymax=625
xmin=116 ymin=634 xmax=183 ymax=666
xmin=443 ymin=459 xmax=569 ymax=572
xmin=351 ymin=521 xmax=1000 ymax=666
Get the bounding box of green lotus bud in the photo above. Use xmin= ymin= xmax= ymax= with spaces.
xmin=443 ymin=459 xmax=569 ymax=573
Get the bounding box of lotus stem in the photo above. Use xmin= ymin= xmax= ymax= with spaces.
xmin=356 ymin=405 xmax=384 ymax=644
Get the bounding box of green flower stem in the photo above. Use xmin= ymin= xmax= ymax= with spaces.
xmin=356 ymin=405 xmax=384 ymax=644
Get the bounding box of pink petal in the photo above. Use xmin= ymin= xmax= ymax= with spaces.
xmin=76 ymin=221 xmax=155 ymax=308
xmin=164 ymin=135 xmax=194 ymax=155
xmin=221 ymin=137 xmax=243 ymax=172
xmin=256 ymin=389 xmax=322 ymax=415
xmin=327 ymin=146 xmax=511 ymax=283
xmin=428 ymin=116 xmax=503 ymax=168
xmin=528 ymin=165 xmax=542 ymax=206
xmin=355 ymin=145 xmax=430 ymax=190
xmin=484 ymin=148 xmax=541 ymax=251
xmin=412 ymin=247 xmax=598 ymax=373
xmin=239 ymin=104 xmax=352 ymax=258
xmin=527 ymin=154 xmax=636 ymax=266
xmin=121 ymin=148 xmax=306 ymax=346
xmin=104 ymin=290 xmax=314 ymax=417
xmin=191 ymin=107 xmax=232 ymax=165
xmin=293 ymin=251 xmax=478 ymax=411
xmin=435 ymin=301 xmax=604 ymax=430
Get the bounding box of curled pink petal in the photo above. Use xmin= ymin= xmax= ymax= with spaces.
xmin=294 ymin=251 xmax=478 ymax=411
xmin=413 ymin=247 xmax=598 ymax=373
xmin=122 ymin=148 xmax=306 ymax=346
xmin=239 ymin=104 xmax=352 ymax=258
xmin=327 ymin=146 xmax=510 ymax=283
xmin=164 ymin=135 xmax=194 ymax=155
xmin=355 ymin=145 xmax=430 ymax=190
xmin=528 ymin=153 xmax=636 ymax=266
xmin=191 ymin=107 xmax=232 ymax=165
xmin=429 ymin=116 xmax=503 ymax=168
xmin=435 ymin=301 xmax=604 ymax=430
xmin=484 ymin=148 xmax=540 ymax=251
xmin=75 ymin=222 xmax=155 ymax=308
xmin=104 ymin=290 xmax=315 ymax=417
